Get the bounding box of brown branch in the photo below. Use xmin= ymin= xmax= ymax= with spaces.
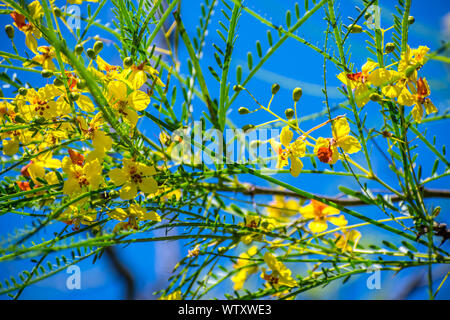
xmin=104 ymin=246 xmax=136 ymax=300
xmin=208 ymin=184 xmax=450 ymax=206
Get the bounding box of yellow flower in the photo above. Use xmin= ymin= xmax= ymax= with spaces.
xmin=77 ymin=113 xmax=112 ymax=155
xmin=159 ymin=290 xmax=182 ymax=300
xmin=108 ymin=159 xmax=158 ymax=200
xmin=107 ymin=80 xmax=150 ymax=127
xmin=335 ymin=230 xmax=361 ymax=252
xmin=59 ymin=205 xmax=97 ymax=230
xmin=21 ymin=151 xmax=61 ymax=184
xmin=121 ymin=61 xmax=165 ymax=90
xmin=93 ymin=56 xmax=122 ymax=82
xmin=109 ymin=204 xmax=161 ymax=232
xmin=10 ymin=2 xmax=43 ymax=54
xmin=397 ymin=77 xmax=437 ymax=122
xmin=270 ymin=126 xmax=306 ymax=177
xmin=19 ymin=85 xmax=63 ymax=121
xmin=24 ymin=46 xmax=56 ymax=70
xmin=267 ymin=195 xmax=300 ymax=222
xmin=231 ymin=246 xmax=259 ymax=291
xmin=1 ymin=129 xmax=36 ymax=156
xmin=337 ymin=60 xmax=379 ymax=107
xmin=62 ymin=153 xmax=102 ymax=196
xmin=261 ymin=252 xmax=297 ymax=288
xmin=299 ymin=200 xmax=347 ymax=233
xmin=238 ymin=215 xmax=275 ymax=245
xmin=314 ymin=117 xmax=361 ymax=164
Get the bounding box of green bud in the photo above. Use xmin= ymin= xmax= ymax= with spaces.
xmin=53 ymin=78 xmax=64 ymax=86
xmin=271 ymin=83 xmax=280 ymax=95
xmin=123 ymin=57 xmax=133 ymax=68
xmin=242 ymin=124 xmax=255 ymax=132
xmin=432 ymin=206 xmax=441 ymax=217
xmin=408 ymin=16 xmax=415 ymax=25
xmin=292 ymin=87 xmax=302 ymax=102
xmin=53 ymin=7 xmax=62 ymax=18
xmin=285 ymin=108 xmax=295 ymax=119
xmin=385 ymin=42 xmax=395 ymax=54
xmin=233 ymin=84 xmax=244 ymax=92
xmin=77 ymin=79 xmax=87 ymax=90
xmin=369 ymin=93 xmax=382 ymax=102
xmin=14 ymin=115 xmax=26 ymax=123
xmin=18 ymin=88 xmax=27 ymax=96
xmin=41 ymin=69 xmax=53 ymax=78
xmin=238 ymin=107 xmax=250 ymax=115
xmin=93 ymin=40 xmax=103 ymax=54
xmin=69 ymin=92 xmax=80 ymax=102
xmin=364 ymin=12 xmax=372 ymax=20
xmin=349 ymin=24 xmax=363 ymax=33
xmin=86 ymin=48 xmax=96 ymax=60
xmin=261 ymin=221 xmax=269 ymax=229
xmin=218 ymin=247 xmax=227 ymax=254
xmin=74 ymin=44 xmax=84 ymax=55
xmin=405 ymin=66 xmax=416 ymax=78
xmin=5 ymin=25 xmax=14 ymax=39
xmin=288 ymin=119 xmax=298 ymax=127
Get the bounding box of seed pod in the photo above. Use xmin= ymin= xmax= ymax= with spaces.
xmin=233 ymin=84 xmax=244 ymax=92
xmin=385 ymin=42 xmax=395 ymax=53
xmin=271 ymin=83 xmax=280 ymax=95
xmin=238 ymin=107 xmax=250 ymax=115
xmin=77 ymin=79 xmax=87 ymax=90
xmin=408 ymin=16 xmax=415 ymax=25
xmin=53 ymin=78 xmax=64 ymax=86
xmin=285 ymin=108 xmax=295 ymax=119
xmin=349 ymin=24 xmax=363 ymax=33
xmin=123 ymin=57 xmax=133 ymax=68
xmin=53 ymin=7 xmax=62 ymax=17
xmin=69 ymin=92 xmax=80 ymax=102
xmin=74 ymin=44 xmax=83 ymax=55
xmin=292 ymin=87 xmax=302 ymax=102
xmin=369 ymin=93 xmax=382 ymax=102
xmin=18 ymin=88 xmax=27 ymax=96
xmin=242 ymin=124 xmax=255 ymax=132
xmin=93 ymin=40 xmax=103 ymax=54
xmin=41 ymin=69 xmax=53 ymax=78
xmin=5 ymin=25 xmax=14 ymax=39
xmin=86 ymin=48 xmax=96 ymax=59
xmin=432 ymin=206 xmax=441 ymax=217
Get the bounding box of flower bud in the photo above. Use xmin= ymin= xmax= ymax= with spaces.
xmin=86 ymin=48 xmax=96 ymax=59
xmin=364 ymin=12 xmax=372 ymax=20
xmin=271 ymin=83 xmax=280 ymax=95
xmin=218 ymin=247 xmax=227 ymax=254
xmin=41 ymin=69 xmax=53 ymax=78
xmin=233 ymin=84 xmax=244 ymax=92
xmin=242 ymin=124 xmax=255 ymax=132
xmin=348 ymin=24 xmax=363 ymax=33
xmin=77 ymin=79 xmax=87 ymax=90
xmin=53 ymin=7 xmax=62 ymax=17
xmin=285 ymin=108 xmax=295 ymax=119
xmin=69 ymin=92 xmax=80 ymax=102
xmin=18 ymin=88 xmax=27 ymax=96
xmin=385 ymin=42 xmax=395 ymax=53
xmin=14 ymin=115 xmax=26 ymax=123
xmin=408 ymin=16 xmax=415 ymax=25
xmin=238 ymin=107 xmax=250 ymax=115
xmin=405 ymin=66 xmax=416 ymax=78
xmin=74 ymin=44 xmax=84 ymax=55
xmin=123 ymin=57 xmax=133 ymax=68
xmin=369 ymin=93 xmax=382 ymax=102
xmin=53 ymin=77 xmax=64 ymax=86
xmin=292 ymin=87 xmax=302 ymax=102
xmin=5 ymin=25 xmax=14 ymax=39
xmin=93 ymin=40 xmax=103 ymax=54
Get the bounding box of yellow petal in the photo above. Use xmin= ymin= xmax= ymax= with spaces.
xmin=76 ymin=95 xmax=95 ymax=113
xmin=328 ymin=215 xmax=348 ymax=227
xmin=139 ymin=177 xmax=158 ymax=194
xmin=308 ymin=220 xmax=328 ymax=233
xmin=119 ymin=183 xmax=137 ymax=200
xmin=289 ymin=156 xmax=303 ymax=177
xmin=129 ymin=90 xmax=150 ymax=111
xmin=332 ymin=118 xmax=350 ymax=140
xmin=109 ymin=168 xmax=127 ymax=185
xmin=280 ymin=126 xmax=293 ymax=148
xmin=411 ymin=103 xmax=423 ymax=123
xmin=337 ymin=135 xmax=361 ymax=154
xmin=109 ymin=208 xmax=128 ymax=221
